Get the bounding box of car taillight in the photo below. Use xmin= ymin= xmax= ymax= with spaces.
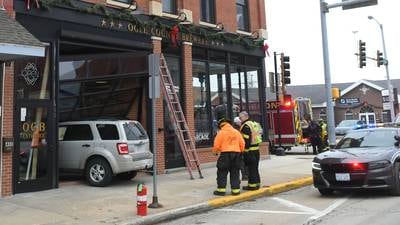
xmin=117 ymin=143 xmax=129 ymax=155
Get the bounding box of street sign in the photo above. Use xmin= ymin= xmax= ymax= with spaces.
xmin=269 ymin=72 xmax=275 ymax=93
xmin=149 ymin=54 xmax=160 ymax=99
xmin=342 ymin=0 xmax=377 ymax=10
xmin=339 ymin=98 xmax=360 ymax=104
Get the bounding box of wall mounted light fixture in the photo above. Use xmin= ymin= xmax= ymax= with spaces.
xmin=215 ymin=22 xmax=224 ymax=31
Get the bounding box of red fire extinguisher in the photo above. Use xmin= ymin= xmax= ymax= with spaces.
xmin=137 ymin=183 xmax=147 ymax=216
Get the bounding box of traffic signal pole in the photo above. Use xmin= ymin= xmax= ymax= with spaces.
xmin=319 ymin=1 xmax=336 ymax=148
xmin=273 ymin=52 xmax=283 ymax=149
xmin=319 ymin=0 xmax=377 ymax=148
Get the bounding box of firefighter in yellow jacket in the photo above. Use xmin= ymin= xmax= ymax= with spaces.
xmin=239 ymin=111 xmax=262 ymax=190
xmin=213 ymin=118 xmax=245 ymax=196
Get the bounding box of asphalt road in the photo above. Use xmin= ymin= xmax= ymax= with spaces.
xmin=160 ymin=186 xmax=400 ymax=225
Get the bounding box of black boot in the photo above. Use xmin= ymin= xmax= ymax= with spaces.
xmin=213 ymin=190 xmax=226 ymax=196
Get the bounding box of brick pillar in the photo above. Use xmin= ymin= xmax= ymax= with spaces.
xmin=182 ymin=42 xmax=195 ymax=140
xmin=2 ymin=62 xmax=14 ymax=196
xmin=151 ymin=37 xmax=165 ymax=174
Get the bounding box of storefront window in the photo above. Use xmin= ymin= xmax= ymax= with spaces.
xmin=165 ymin=56 xmax=181 ymax=96
xmin=15 ymin=47 xmax=51 ymax=99
xmin=246 ymin=69 xmax=261 ymax=123
xmin=230 ymin=66 xmax=246 ymax=118
xmin=59 ymin=52 xmax=147 ymax=121
xmin=193 ymin=61 xmax=211 ymax=147
xmin=59 ymin=60 xmax=86 ymax=80
xmin=210 ymin=63 xmax=227 ymax=138
xmin=164 ymin=56 xmax=184 ymax=168
xmin=88 ymin=58 xmax=119 ymax=77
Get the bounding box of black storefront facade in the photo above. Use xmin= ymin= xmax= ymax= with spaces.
xmin=11 ymin=0 xmax=267 ymax=194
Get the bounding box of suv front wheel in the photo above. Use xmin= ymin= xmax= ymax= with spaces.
xmin=85 ymin=158 xmax=113 ymax=187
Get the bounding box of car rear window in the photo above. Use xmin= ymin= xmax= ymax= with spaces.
xmin=60 ymin=125 xmax=93 ymax=141
xmin=123 ymin=122 xmax=147 ymax=140
xmin=96 ymin=124 xmax=120 ymax=140
xmin=336 ymin=130 xmax=398 ymax=149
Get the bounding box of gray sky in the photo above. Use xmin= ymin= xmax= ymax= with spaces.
xmin=265 ymin=0 xmax=400 ymax=85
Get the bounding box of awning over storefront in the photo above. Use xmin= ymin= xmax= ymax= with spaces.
xmin=0 ymin=10 xmax=45 ymax=61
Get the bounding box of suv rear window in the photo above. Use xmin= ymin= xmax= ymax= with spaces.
xmin=60 ymin=125 xmax=93 ymax=141
xmin=123 ymin=122 xmax=147 ymax=140
xmin=96 ymin=124 xmax=120 ymax=140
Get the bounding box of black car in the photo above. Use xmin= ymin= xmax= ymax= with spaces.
xmin=312 ymin=128 xmax=400 ymax=195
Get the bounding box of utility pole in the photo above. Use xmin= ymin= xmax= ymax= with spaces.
xmin=319 ymin=0 xmax=377 ymax=148
xmin=368 ymin=16 xmax=395 ymax=122
xmin=273 ymin=52 xmax=283 ymax=154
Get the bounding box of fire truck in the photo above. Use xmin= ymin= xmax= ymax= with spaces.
xmin=266 ymin=96 xmax=313 ymax=152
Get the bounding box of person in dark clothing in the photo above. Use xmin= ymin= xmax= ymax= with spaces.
xmin=305 ymin=114 xmax=322 ymax=154
xmin=239 ymin=111 xmax=262 ymax=190
xmin=234 ymin=116 xmax=249 ymax=181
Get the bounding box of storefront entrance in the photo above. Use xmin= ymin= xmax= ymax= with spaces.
xmin=359 ymin=113 xmax=376 ymax=126
xmin=359 ymin=105 xmax=376 ymax=126
xmin=14 ymin=105 xmax=55 ymax=193
xmin=13 ymin=47 xmax=57 ymax=193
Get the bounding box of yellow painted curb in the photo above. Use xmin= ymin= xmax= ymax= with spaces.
xmin=208 ymin=176 xmax=313 ymax=208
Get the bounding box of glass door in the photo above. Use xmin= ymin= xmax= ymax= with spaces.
xmin=14 ymin=105 xmax=53 ymax=193
xmin=13 ymin=46 xmax=55 ymax=193
xmin=359 ymin=113 xmax=376 ymax=126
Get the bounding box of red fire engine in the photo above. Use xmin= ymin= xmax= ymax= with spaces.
xmin=266 ymin=96 xmax=313 ymax=152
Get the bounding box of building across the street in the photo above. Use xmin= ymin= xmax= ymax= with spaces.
xmin=270 ymin=79 xmax=400 ymax=126
xmin=1 ymin=0 xmax=268 ymax=196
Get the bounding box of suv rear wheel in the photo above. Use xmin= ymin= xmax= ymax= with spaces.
xmin=85 ymin=158 xmax=113 ymax=187
xmin=117 ymin=171 xmax=138 ymax=180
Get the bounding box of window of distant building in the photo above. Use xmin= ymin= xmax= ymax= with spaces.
xmin=163 ymin=0 xmax=177 ymax=14
xmin=345 ymin=110 xmax=353 ymax=120
xmin=236 ymin=0 xmax=249 ymax=31
xmin=200 ymin=0 xmax=216 ymax=24
xmin=319 ymin=110 xmax=327 ymax=121
xmin=106 ymin=0 xmax=137 ymax=10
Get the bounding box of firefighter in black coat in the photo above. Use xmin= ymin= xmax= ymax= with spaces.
xmin=239 ymin=111 xmax=261 ymax=190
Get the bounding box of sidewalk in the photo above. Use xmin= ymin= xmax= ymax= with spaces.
xmin=0 ymin=153 xmax=314 ymax=225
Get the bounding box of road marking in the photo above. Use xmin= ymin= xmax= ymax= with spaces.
xmin=216 ymin=209 xmax=315 ymax=215
xmin=305 ymin=197 xmax=349 ymax=225
xmin=271 ymin=197 xmax=319 ymax=214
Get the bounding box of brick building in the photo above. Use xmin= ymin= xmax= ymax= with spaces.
xmin=1 ymin=0 xmax=268 ymax=195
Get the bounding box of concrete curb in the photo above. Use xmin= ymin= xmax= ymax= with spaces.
xmin=208 ymin=176 xmax=313 ymax=208
xmin=121 ymin=176 xmax=313 ymax=225
xmin=122 ymin=202 xmax=212 ymax=225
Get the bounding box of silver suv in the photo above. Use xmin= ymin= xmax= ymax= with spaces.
xmin=58 ymin=120 xmax=153 ymax=186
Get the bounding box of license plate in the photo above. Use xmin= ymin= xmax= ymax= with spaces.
xmin=335 ymin=173 xmax=350 ymax=181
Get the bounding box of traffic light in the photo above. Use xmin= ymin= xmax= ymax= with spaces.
xmin=281 ymin=54 xmax=291 ymax=85
xmin=377 ymin=50 xmax=384 ymax=67
xmin=358 ymin=40 xmax=366 ymax=68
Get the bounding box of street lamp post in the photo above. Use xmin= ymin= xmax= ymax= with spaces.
xmin=368 ymin=16 xmax=395 ymax=122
